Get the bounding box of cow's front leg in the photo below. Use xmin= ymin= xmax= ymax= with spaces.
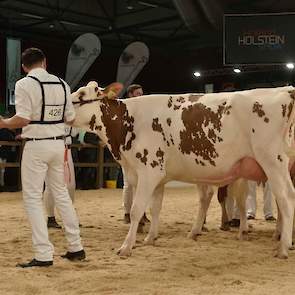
xmin=117 ymin=175 xmax=161 ymax=256
xmin=188 ymin=184 xmax=214 ymax=240
xmin=144 ymin=185 xmax=164 ymax=245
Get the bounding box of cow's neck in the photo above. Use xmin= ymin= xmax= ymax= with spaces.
xmin=95 ymin=98 xmax=136 ymax=161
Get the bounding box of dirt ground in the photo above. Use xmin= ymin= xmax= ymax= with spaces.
xmin=0 ymin=186 xmax=295 ymax=295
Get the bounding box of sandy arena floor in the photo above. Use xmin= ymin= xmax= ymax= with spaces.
xmin=0 ymin=186 xmax=295 ymax=295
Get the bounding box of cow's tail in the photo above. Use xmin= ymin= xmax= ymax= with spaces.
xmin=284 ymin=89 xmax=295 ymax=159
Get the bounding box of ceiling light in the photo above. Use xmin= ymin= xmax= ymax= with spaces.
xmin=193 ymin=71 xmax=201 ymax=77
xmin=233 ymin=68 xmax=241 ymax=73
xmin=286 ymin=63 xmax=294 ymax=70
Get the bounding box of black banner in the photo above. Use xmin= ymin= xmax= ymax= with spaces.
xmin=224 ymin=13 xmax=295 ymax=65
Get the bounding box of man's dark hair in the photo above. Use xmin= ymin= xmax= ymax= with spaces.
xmin=21 ymin=48 xmax=46 ymax=68
xmin=127 ymin=84 xmax=142 ymax=96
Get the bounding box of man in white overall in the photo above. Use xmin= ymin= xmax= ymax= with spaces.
xmin=0 ymin=48 xmax=85 ymax=267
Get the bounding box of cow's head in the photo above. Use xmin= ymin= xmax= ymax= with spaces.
xmin=71 ymin=81 xmax=123 ymax=131
xmin=72 ymin=81 xmax=137 ymax=160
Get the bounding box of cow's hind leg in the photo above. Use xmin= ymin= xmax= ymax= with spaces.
xmin=188 ymin=184 xmax=214 ymax=240
xmin=117 ymin=174 xmax=162 ymax=256
xmin=144 ymin=185 xmax=165 ymax=245
xmin=269 ymin=174 xmax=294 ymax=258
xmin=256 ymin=156 xmax=295 ymax=258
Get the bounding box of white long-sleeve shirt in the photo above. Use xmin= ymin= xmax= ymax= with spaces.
xmin=15 ymin=67 xmax=75 ymax=138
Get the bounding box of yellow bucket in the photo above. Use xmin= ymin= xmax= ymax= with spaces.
xmin=105 ymin=180 xmax=117 ymax=189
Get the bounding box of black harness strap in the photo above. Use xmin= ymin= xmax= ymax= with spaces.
xmin=27 ymin=75 xmax=67 ymax=125
xmin=28 ymin=76 xmax=45 ymax=122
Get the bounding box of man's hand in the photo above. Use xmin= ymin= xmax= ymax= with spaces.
xmin=0 ymin=116 xmax=30 ymax=129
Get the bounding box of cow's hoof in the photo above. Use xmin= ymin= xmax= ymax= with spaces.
xmin=274 ymin=251 xmax=288 ymax=259
xmin=117 ymin=245 xmax=132 ymax=257
xmin=144 ymin=236 xmax=157 ymax=245
xmin=187 ymin=231 xmax=201 ymax=241
xmin=202 ymin=226 xmax=209 ymax=232
xmin=238 ymin=231 xmax=248 ymax=241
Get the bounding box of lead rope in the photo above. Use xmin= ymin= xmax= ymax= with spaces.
xmin=64 ymin=146 xmax=71 ymax=185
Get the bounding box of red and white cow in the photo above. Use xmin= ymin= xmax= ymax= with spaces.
xmin=72 ymin=82 xmax=295 ymax=258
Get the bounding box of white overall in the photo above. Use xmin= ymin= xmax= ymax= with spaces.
xmin=16 ymin=68 xmax=83 ymax=261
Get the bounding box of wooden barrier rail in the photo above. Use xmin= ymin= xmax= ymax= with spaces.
xmin=0 ymin=141 xmax=119 ymax=190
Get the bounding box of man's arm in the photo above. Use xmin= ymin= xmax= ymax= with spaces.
xmin=0 ymin=115 xmax=30 ymax=129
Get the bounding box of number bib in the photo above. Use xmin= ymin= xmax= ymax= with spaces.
xmin=44 ymin=105 xmax=64 ymax=122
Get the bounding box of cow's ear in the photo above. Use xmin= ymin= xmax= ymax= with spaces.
xmin=103 ymin=82 xmax=123 ymax=99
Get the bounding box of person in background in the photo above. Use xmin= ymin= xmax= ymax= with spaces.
xmin=0 ymin=47 xmax=85 ymax=267
xmin=246 ymin=181 xmax=276 ymax=221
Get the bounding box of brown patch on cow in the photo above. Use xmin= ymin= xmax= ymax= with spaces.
xmin=179 ymin=102 xmax=231 ymax=166
xmin=252 ymin=128 xmax=255 ymax=133
xmin=152 ymin=118 xmax=162 ymax=132
xmin=152 ymin=118 xmax=168 ymax=143
xmin=277 ymin=155 xmax=283 ymax=162
xmin=173 ymin=105 xmax=181 ymax=110
xmin=253 ymin=102 xmax=270 ymax=123
xmin=89 ymin=114 xmax=96 ymax=131
xmin=150 ymin=160 xmax=159 ymax=168
xmin=224 ymin=105 xmax=232 ymax=115
xmin=282 ymin=104 xmax=287 ymax=117
xmin=253 ymin=102 xmax=265 ymax=117
xmin=287 ymin=101 xmax=294 ymax=120
xmin=168 ymin=96 xmax=173 ymax=108
xmin=166 ymin=118 xmax=172 ymax=126
xmin=100 ymin=98 xmax=136 ymax=160
xmin=170 ymin=134 xmax=175 ymax=145
xmin=95 ymin=125 xmax=102 ymax=131
xmin=156 ymin=148 xmax=165 ymax=170
xmin=176 ymin=96 xmax=186 ymax=103
xmin=188 ymin=94 xmax=203 ymax=103
xmin=136 ymin=149 xmax=148 ymax=165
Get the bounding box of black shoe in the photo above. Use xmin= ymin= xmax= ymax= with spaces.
xmin=61 ymin=249 xmax=86 ymax=261
xmin=124 ymin=213 xmax=131 ymax=224
xmin=16 ymin=258 xmax=53 ymax=268
xmin=229 ymin=219 xmax=240 ymax=227
xmin=247 ymin=215 xmax=255 ymax=220
xmin=265 ymin=216 xmax=276 ymax=221
xmin=47 ymin=217 xmax=62 ymax=229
